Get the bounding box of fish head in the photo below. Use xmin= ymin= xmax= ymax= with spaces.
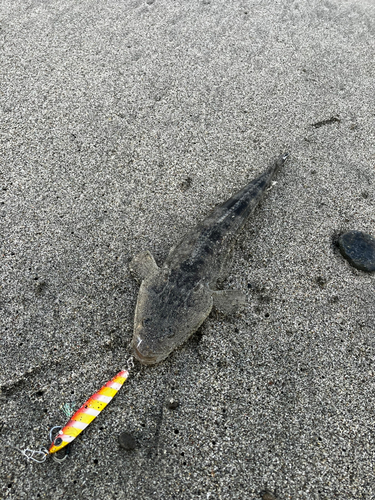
xmin=131 ymin=270 xmax=213 ymax=365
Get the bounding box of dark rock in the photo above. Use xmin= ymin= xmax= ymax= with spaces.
xmin=180 ymin=177 xmax=192 ymax=192
xmin=315 ymin=276 xmax=327 ymax=288
xmin=118 ymin=432 xmax=137 ymax=450
xmin=260 ymin=490 xmax=277 ymax=500
xmin=338 ymin=231 xmax=375 ymax=272
xmin=35 ymin=281 xmax=47 ymax=295
xmin=167 ymin=399 xmax=180 ymax=410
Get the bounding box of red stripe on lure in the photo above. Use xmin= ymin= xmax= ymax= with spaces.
xmin=49 ymin=370 xmax=129 ymax=454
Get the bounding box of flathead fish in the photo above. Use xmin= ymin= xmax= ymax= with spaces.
xmin=130 ymin=153 xmax=288 ymax=364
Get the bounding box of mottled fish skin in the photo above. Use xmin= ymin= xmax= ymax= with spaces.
xmin=130 ymin=153 xmax=288 ymax=364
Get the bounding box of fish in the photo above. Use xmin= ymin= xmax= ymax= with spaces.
xmin=49 ymin=369 xmax=129 ymax=454
xmin=130 ymin=153 xmax=289 ymax=365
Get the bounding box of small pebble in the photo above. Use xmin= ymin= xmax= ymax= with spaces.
xmin=167 ymin=399 xmax=180 ymax=410
xmin=260 ymin=490 xmax=277 ymax=500
xmin=180 ymin=177 xmax=192 ymax=192
xmin=338 ymin=230 xmax=375 ymax=272
xmin=118 ymin=432 xmax=137 ymax=450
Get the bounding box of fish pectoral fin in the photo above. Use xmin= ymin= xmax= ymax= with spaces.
xmin=212 ymin=290 xmax=246 ymax=315
xmin=129 ymin=250 xmax=159 ymax=281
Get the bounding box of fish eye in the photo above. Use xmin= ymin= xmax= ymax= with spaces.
xmin=142 ymin=318 xmax=151 ymax=326
xmin=166 ymin=328 xmax=175 ymax=338
xmin=54 ymin=437 xmax=63 ymax=446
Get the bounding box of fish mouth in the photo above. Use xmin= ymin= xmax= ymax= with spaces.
xmin=132 ymin=346 xmax=159 ymax=365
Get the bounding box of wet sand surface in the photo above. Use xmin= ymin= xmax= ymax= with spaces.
xmin=0 ymin=0 xmax=374 ymax=498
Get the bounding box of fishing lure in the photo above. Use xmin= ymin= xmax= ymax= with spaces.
xmin=13 ymin=367 xmax=131 ymax=463
xmin=49 ymin=369 xmax=129 ymax=454
xmin=11 ymin=367 xmax=131 ymax=463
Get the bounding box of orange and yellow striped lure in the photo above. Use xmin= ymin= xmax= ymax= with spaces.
xmin=49 ymin=369 xmax=129 ymax=454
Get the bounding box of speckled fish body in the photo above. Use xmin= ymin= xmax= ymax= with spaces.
xmin=130 ymin=153 xmax=288 ymax=365
xmin=49 ymin=370 xmax=129 ymax=454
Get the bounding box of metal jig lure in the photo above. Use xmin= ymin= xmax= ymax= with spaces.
xmin=49 ymin=369 xmax=130 ymax=454
xmin=14 ymin=362 xmax=133 ymax=463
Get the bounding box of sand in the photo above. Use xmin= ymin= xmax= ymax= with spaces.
xmin=0 ymin=0 xmax=374 ymax=498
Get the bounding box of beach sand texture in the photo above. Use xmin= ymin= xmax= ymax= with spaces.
xmin=0 ymin=0 xmax=374 ymax=498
